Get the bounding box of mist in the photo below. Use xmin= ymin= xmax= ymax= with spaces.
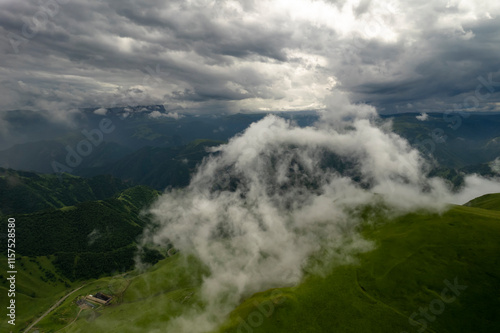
xmin=450 ymin=174 xmax=500 ymax=205
xmin=140 ymin=92 xmax=498 ymax=332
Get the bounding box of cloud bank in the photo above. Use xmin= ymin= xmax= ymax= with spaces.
xmin=143 ymin=94 xmax=470 ymax=332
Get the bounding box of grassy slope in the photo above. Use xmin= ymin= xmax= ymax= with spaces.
xmin=3 ymin=185 xmax=159 ymax=256
xmin=33 ymin=255 xmax=208 ymax=333
xmin=0 ymin=185 xmax=160 ymax=332
xmin=219 ymin=205 xmax=500 ymax=333
xmin=464 ymin=193 xmax=500 ymax=211
xmin=9 ymin=197 xmax=500 ymax=333
xmin=0 ymin=256 xmax=75 ymax=332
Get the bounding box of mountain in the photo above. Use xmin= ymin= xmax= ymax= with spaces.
xmin=77 ymin=139 xmax=224 ymax=190
xmin=0 ymin=178 xmax=161 ymax=332
xmin=217 ymin=201 xmax=500 ymax=333
xmin=0 ymin=168 xmax=131 ymax=215
xmin=1 ymin=185 xmax=160 ymax=280
xmin=0 ymin=138 xmax=133 ymax=174
xmin=7 ymin=194 xmax=500 ymax=333
xmin=464 ymin=193 xmax=500 ymax=211
xmin=2 ymin=111 xmax=500 ymax=180
xmin=0 ymin=110 xmax=314 ymax=175
xmin=385 ymin=112 xmax=500 ymax=168
xmin=1 ymin=109 xmax=500 ymax=333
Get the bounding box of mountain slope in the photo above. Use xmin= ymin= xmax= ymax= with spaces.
xmin=0 ymin=168 xmax=131 ymax=215
xmin=464 ymin=193 xmax=500 ymax=211
xmin=0 ymin=139 xmax=133 ymax=174
xmin=0 ymin=184 xmax=161 ymax=332
xmin=386 ymin=113 xmax=500 ymax=168
xmin=14 ymin=197 xmax=500 ymax=333
xmin=218 ymin=204 xmax=500 ymax=333
xmin=78 ymin=139 xmax=224 ymax=190
xmin=11 ymin=186 xmax=159 ymax=279
xmin=3 ymin=112 xmax=500 ymax=178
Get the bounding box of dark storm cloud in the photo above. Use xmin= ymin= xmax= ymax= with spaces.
xmin=337 ymin=2 xmax=500 ymax=113
xmin=0 ymin=0 xmax=499 ymax=120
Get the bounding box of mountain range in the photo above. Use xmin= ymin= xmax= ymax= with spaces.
xmin=0 ymin=108 xmax=499 ymax=332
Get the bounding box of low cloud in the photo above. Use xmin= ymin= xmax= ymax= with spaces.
xmin=87 ymin=228 xmax=102 ymax=246
xmin=148 ymin=110 xmax=183 ymax=120
xmin=450 ymin=174 xmax=500 ymax=205
xmin=94 ymin=107 xmax=108 ymax=116
xmin=142 ymin=93 xmax=465 ymax=332
xmin=490 ymin=157 xmax=500 ymax=174
xmin=416 ymin=112 xmax=429 ymax=121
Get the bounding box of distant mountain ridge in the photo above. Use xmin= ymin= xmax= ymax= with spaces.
xmin=385 ymin=112 xmax=500 ymax=168
xmin=1 ymin=111 xmax=499 ymax=175
xmin=78 ymin=139 xmax=224 ymax=190
xmin=0 ymin=111 xmax=499 ymax=195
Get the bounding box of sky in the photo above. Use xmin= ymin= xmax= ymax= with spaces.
xmin=1 ymin=0 xmax=500 ymax=115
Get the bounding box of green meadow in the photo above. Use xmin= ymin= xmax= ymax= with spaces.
xmin=0 ymin=255 xmax=75 ymax=332
xmin=218 ymin=202 xmax=500 ymax=333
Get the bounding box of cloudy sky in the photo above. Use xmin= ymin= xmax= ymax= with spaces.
xmin=1 ymin=0 xmax=499 ymax=115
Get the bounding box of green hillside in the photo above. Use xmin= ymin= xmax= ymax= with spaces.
xmin=0 ymin=185 xmax=161 ymax=332
xmin=1 ymin=185 xmax=160 ymax=280
xmin=464 ymin=193 xmax=500 ymax=211
xmin=0 ymin=255 xmax=76 ymax=331
xmin=31 ymin=255 xmax=208 ymax=333
xmin=218 ymin=204 xmax=500 ymax=333
xmin=0 ymin=168 xmax=130 ymax=215
xmin=13 ymin=197 xmax=500 ymax=333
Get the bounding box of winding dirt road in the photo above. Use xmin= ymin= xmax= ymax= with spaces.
xmin=23 ymin=284 xmax=86 ymax=333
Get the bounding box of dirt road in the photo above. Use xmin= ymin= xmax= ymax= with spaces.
xmin=23 ymin=285 xmax=86 ymax=333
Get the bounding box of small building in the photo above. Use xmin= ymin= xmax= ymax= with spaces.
xmin=86 ymin=292 xmax=112 ymax=305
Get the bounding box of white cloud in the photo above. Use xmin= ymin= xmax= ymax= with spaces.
xmin=489 ymin=157 xmax=500 ymax=174
xmin=450 ymin=174 xmax=500 ymax=205
xmin=93 ymin=107 xmax=108 ymax=116
xmin=165 ymin=112 xmax=183 ymax=119
xmin=148 ymin=110 xmax=163 ymax=118
xmin=148 ymin=111 xmax=183 ymax=119
xmin=416 ymin=112 xmax=429 ymax=121
xmin=143 ymin=94 xmax=459 ymax=332
xmin=141 ymin=86 xmax=500 ymax=331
